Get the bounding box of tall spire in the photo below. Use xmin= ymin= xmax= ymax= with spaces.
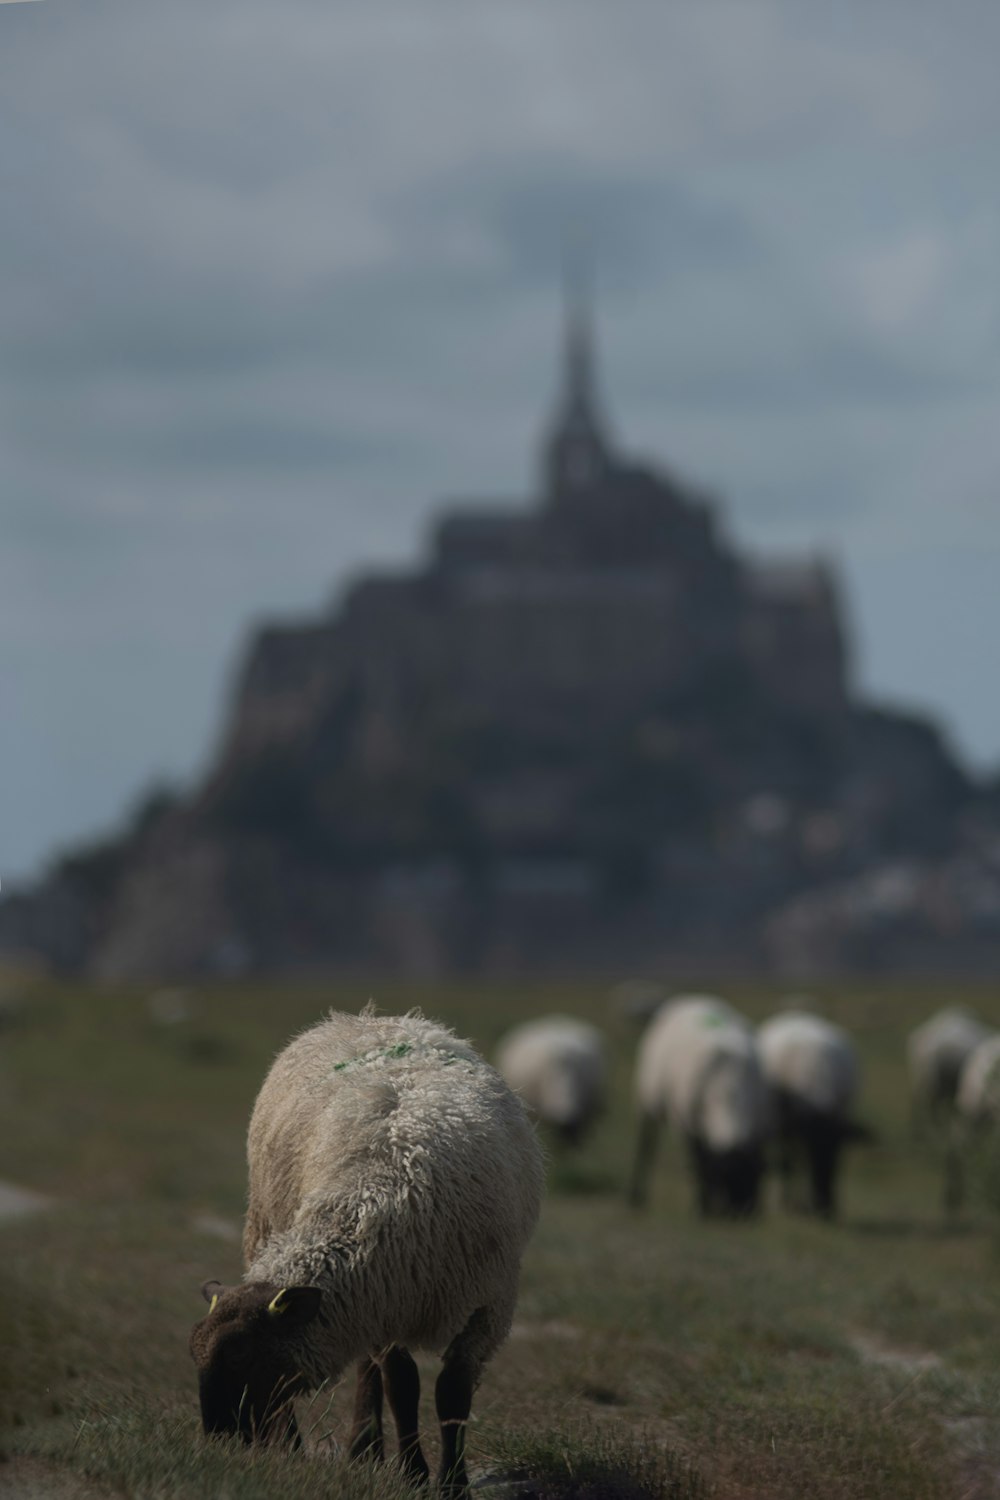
xmin=544 ymin=249 xmax=613 ymax=500
xmin=563 ymin=249 xmax=597 ymax=412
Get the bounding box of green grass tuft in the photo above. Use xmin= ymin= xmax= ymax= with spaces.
xmin=485 ymin=1426 xmax=708 ymax=1499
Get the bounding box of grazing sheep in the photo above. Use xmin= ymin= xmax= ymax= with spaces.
xmin=908 ymin=1007 xmax=992 ymax=1132
xmin=956 ymin=1034 xmax=1000 ymax=1126
xmin=629 ymin=994 xmax=769 ymax=1217
xmin=495 ymin=1015 xmax=607 ymax=1146
xmin=945 ymin=1033 xmax=1000 ymax=1212
xmin=757 ymin=1010 xmax=867 ymax=1219
xmin=189 ymin=1008 xmax=544 ymax=1493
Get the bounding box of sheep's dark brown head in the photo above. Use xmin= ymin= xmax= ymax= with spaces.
xmin=189 ymin=1280 xmax=322 ymax=1445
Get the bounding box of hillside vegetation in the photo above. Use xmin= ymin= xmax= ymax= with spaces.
xmin=3 ymin=978 xmax=1000 ymax=1499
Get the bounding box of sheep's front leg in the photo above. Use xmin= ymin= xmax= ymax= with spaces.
xmin=348 ymin=1357 xmax=384 ymax=1463
xmin=806 ymin=1123 xmax=839 ymax=1219
xmin=382 ymin=1344 xmax=429 ymax=1485
xmin=688 ymin=1136 xmax=717 ymax=1217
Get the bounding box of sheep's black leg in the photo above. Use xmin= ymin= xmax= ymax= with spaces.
xmin=348 ymin=1357 xmax=384 ymax=1463
xmin=382 ymin=1345 xmax=429 ymax=1485
xmin=775 ymin=1127 xmax=796 ymax=1210
xmin=801 ymin=1113 xmax=840 ymax=1218
xmin=628 ymin=1112 xmax=660 ymax=1207
xmin=689 ymin=1137 xmax=716 ymax=1217
xmin=436 ymin=1304 xmax=502 ymax=1497
xmin=770 ymin=1091 xmax=797 ymax=1210
xmin=435 ymin=1359 xmax=474 ymax=1497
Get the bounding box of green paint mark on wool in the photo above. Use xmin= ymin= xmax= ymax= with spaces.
xmin=329 ymin=1040 xmax=478 ymax=1078
xmin=332 ymin=1041 xmax=415 ymax=1072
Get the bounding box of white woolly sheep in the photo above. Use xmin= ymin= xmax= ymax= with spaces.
xmin=908 ymin=1007 xmax=992 ymax=1131
xmin=629 ymin=994 xmax=769 ymax=1216
xmin=944 ymin=1033 xmax=1000 ymax=1212
xmin=189 ymin=1008 xmax=544 ymax=1493
xmin=495 ymin=1015 xmax=607 ymax=1146
xmin=757 ymin=1009 xmax=867 ymax=1219
xmin=956 ymin=1033 xmax=1000 ymax=1126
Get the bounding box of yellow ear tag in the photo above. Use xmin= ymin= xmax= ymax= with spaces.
xmin=268 ymin=1289 xmax=290 ymax=1316
xmin=209 ymin=1294 xmax=219 ymax=1314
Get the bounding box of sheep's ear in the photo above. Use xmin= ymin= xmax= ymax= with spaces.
xmin=267 ymin=1286 xmax=322 ymax=1326
xmin=201 ymin=1279 xmax=226 ymax=1309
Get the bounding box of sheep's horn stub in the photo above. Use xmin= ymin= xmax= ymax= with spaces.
xmin=266 ymin=1286 xmax=323 ymax=1324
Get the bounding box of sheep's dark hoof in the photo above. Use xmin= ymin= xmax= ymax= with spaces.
xmin=398 ymin=1444 xmax=430 ymax=1487
xmin=439 ymin=1463 xmax=470 ymax=1497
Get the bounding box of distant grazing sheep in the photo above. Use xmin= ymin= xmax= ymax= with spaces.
xmin=629 ymin=994 xmax=769 ymax=1217
xmin=956 ymin=1034 xmax=1000 ymax=1126
xmin=189 ymin=1008 xmax=544 ymax=1493
xmin=946 ymin=1033 xmax=1000 ymax=1212
xmin=495 ymin=1015 xmax=607 ymax=1146
xmin=908 ymin=1007 xmax=992 ymax=1132
xmin=758 ymin=1010 xmax=867 ymax=1219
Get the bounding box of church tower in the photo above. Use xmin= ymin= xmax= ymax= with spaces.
xmin=542 ymin=264 xmax=615 ymax=500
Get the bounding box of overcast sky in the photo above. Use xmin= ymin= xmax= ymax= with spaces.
xmin=2 ymin=1 xmax=999 ymax=882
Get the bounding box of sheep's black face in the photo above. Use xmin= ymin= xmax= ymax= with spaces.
xmin=189 ymin=1280 xmax=322 ymax=1445
xmin=693 ymin=1141 xmax=764 ymax=1217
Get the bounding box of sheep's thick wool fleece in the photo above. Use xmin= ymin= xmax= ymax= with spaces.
xmin=758 ymin=1012 xmax=857 ymax=1116
xmin=244 ymin=1009 xmax=543 ymax=1383
xmin=497 ymin=1017 xmax=605 ymax=1127
xmin=636 ymin=995 xmax=768 ymax=1152
xmin=909 ymin=1009 xmax=991 ymax=1099
xmin=957 ymin=1033 xmax=1000 ymax=1121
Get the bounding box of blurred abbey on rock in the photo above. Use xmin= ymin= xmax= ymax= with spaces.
xmin=4 ymin=293 xmax=998 ymax=979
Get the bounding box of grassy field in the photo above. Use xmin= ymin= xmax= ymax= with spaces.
xmin=3 ymin=976 xmax=1000 ymax=1499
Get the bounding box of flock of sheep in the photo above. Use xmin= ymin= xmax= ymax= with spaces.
xmin=500 ymin=996 xmax=870 ymax=1221
xmin=188 ymin=995 xmax=997 ymax=1491
xmin=908 ymin=1005 xmax=1000 ymax=1209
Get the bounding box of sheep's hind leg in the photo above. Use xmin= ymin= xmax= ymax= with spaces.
xmin=382 ymin=1344 xmax=430 ymax=1485
xmin=806 ymin=1122 xmax=840 ymax=1219
xmin=348 ymin=1357 xmax=384 ymax=1463
xmin=436 ymin=1304 xmax=506 ymax=1496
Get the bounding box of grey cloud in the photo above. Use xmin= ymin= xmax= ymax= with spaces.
xmin=402 ymin=154 xmax=761 ymax=288
xmin=3 ymin=0 xmax=1000 ymax=883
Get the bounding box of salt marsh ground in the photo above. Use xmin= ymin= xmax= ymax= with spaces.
xmin=3 ymin=978 xmax=1000 ymax=1499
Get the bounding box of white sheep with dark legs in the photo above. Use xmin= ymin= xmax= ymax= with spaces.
xmin=189 ymin=1008 xmax=544 ymax=1494
xmin=757 ymin=1010 xmax=868 ymax=1219
xmin=629 ymin=995 xmax=769 ymax=1217
xmin=907 ymin=1007 xmax=992 ymax=1135
xmin=495 ymin=1015 xmax=607 ymax=1147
